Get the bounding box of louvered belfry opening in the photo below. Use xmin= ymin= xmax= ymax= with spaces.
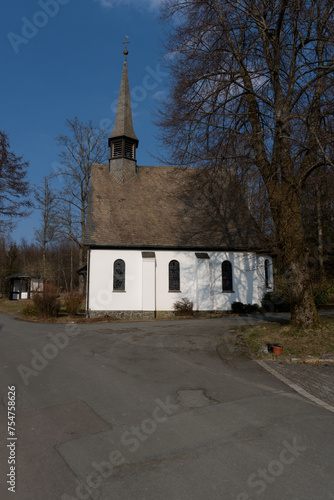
xmin=111 ymin=140 xmax=122 ymax=158
xmin=124 ymin=139 xmax=135 ymax=159
xmin=110 ymin=137 xmax=136 ymax=160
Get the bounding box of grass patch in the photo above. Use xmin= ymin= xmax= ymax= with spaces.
xmin=242 ymin=315 xmax=334 ymax=358
xmin=0 ymin=297 xmax=86 ymax=322
xmin=0 ymin=298 xmax=33 ymax=315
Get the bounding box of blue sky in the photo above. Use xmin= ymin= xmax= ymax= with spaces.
xmin=1 ymin=0 xmax=167 ymax=243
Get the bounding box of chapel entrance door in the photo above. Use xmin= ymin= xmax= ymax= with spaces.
xmin=142 ymin=253 xmax=156 ymax=313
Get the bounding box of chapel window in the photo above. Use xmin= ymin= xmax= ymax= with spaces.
xmin=169 ymin=260 xmax=180 ymax=291
xmin=222 ymin=261 xmax=233 ymax=292
xmin=113 ymin=259 xmax=125 ymax=291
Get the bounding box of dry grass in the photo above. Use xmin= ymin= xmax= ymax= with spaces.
xmin=0 ymin=297 xmax=85 ymax=322
xmin=0 ymin=298 xmax=32 ymax=315
xmin=242 ymin=315 xmax=334 ymax=357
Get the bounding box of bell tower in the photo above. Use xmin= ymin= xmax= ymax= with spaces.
xmin=109 ymin=42 xmax=139 ymax=182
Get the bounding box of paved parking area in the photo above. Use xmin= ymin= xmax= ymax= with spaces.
xmin=1 ymin=312 xmax=334 ymax=500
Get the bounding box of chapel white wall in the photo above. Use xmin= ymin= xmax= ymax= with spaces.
xmin=88 ymin=249 xmax=273 ymax=312
xmin=89 ymin=250 xmax=143 ymax=311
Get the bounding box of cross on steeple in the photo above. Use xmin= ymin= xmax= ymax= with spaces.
xmin=123 ymin=36 xmax=130 ymax=55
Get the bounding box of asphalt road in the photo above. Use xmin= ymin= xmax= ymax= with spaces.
xmin=0 ymin=312 xmax=333 ymax=500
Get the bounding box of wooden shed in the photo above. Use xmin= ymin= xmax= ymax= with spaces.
xmin=6 ymin=273 xmax=43 ymax=300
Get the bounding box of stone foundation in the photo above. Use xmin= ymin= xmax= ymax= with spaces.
xmin=87 ymin=310 xmax=230 ymax=320
xmin=87 ymin=310 xmax=156 ymax=320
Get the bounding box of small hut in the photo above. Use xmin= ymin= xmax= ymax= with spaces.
xmin=6 ymin=273 xmax=43 ymax=300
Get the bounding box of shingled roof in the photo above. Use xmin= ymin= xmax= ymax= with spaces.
xmin=85 ymin=163 xmax=267 ymax=251
xmin=86 ymin=50 xmax=267 ymax=252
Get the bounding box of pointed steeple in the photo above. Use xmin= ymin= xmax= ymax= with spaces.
xmin=109 ymin=47 xmax=138 ymax=174
xmin=109 ymin=52 xmax=138 ymax=143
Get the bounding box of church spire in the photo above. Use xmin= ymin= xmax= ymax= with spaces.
xmin=109 ymin=42 xmax=138 ymax=169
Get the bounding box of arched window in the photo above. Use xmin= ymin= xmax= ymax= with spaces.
xmin=169 ymin=260 xmax=180 ymax=291
xmin=265 ymin=259 xmax=270 ymax=288
xmin=222 ymin=261 xmax=233 ymax=292
xmin=113 ymin=259 xmax=125 ymax=291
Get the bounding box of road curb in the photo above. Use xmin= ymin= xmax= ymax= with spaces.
xmin=255 ymin=359 xmax=334 ymax=414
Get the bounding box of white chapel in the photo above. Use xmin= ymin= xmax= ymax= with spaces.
xmin=84 ymin=49 xmax=273 ymax=318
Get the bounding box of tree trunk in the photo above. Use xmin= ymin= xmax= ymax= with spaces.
xmin=269 ymin=182 xmax=320 ymax=329
xmin=42 ymin=242 xmax=46 ymax=281
xmin=284 ymin=256 xmax=320 ymax=329
xmin=70 ymin=246 xmax=73 ymax=292
xmin=315 ymin=177 xmax=325 ymax=279
xmin=78 ymin=245 xmax=85 ymax=294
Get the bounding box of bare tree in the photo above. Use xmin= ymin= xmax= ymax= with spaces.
xmin=34 ymin=176 xmax=59 ymax=279
xmin=55 ymin=117 xmax=109 ymax=290
xmin=302 ymin=167 xmax=334 ymax=280
xmin=158 ymin=0 xmax=334 ymax=328
xmin=0 ymin=130 xmax=31 ymax=232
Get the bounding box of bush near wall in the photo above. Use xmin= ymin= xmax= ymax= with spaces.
xmin=64 ymin=291 xmax=85 ymax=316
xmin=32 ymin=283 xmax=60 ymax=318
xmin=231 ymin=302 xmax=260 ymax=314
xmin=173 ymin=298 xmax=194 ymax=316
